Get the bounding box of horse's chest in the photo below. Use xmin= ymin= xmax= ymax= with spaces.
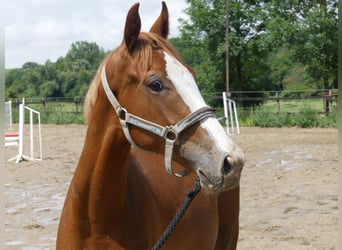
xmin=122 ymin=185 xmax=219 ymax=249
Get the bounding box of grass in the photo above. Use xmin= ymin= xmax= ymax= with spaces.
xmin=262 ymin=98 xmax=326 ymax=113
xmin=234 ymin=97 xmax=337 ymax=128
xmin=246 ymin=105 xmax=337 ymax=128
xmin=41 ymin=112 xmax=85 ymax=124
xmin=11 ymin=108 xmax=85 ymax=125
xmin=8 ymin=99 xmax=337 ymax=127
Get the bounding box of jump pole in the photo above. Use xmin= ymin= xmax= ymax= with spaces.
xmin=8 ymin=103 xmax=26 ymax=163
xmin=26 ymin=105 xmax=42 ymax=161
xmin=222 ymin=92 xmax=240 ymax=135
xmin=7 ymin=100 xmax=42 ymax=163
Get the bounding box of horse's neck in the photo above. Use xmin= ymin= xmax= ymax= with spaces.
xmin=75 ymin=115 xmax=131 ymax=234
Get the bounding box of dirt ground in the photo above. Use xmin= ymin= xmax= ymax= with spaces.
xmin=4 ymin=125 xmax=338 ymax=249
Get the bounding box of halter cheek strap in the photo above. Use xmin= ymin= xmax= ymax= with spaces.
xmin=101 ymin=65 xmax=215 ymax=178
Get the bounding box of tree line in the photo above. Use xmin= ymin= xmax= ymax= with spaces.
xmin=5 ymin=0 xmax=338 ymax=107
xmin=6 ymin=41 xmax=106 ymax=99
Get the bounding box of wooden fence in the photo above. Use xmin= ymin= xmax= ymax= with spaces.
xmin=205 ymin=89 xmax=338 ymax=114
xmin=11 ymin=98 xmax=85 ymax=114
xmin=8 ymin=89 xmax=338 ymax=115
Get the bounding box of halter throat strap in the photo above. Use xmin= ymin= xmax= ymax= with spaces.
xmin=101 ymin=65 xmax=215 ymax=178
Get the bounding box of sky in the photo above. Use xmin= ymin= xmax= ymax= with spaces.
xmin=4 ymin=0 xmax=189 ymax=69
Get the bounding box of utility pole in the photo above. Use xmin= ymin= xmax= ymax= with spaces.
xmin=225 ymin=0 xmax=230 ymax=97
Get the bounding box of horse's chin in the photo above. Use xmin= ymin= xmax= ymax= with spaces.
xmin=197 ymin=170 xmax=240 ymax=192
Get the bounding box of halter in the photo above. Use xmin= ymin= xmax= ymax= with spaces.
xmin=101 ymin=65 xmax=216 ymax=178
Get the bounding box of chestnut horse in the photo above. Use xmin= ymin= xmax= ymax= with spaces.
xmin=57 ymin=2 xmax=245 ymax=249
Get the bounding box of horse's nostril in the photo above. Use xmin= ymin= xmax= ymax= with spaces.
xmin=222 ymin=157 xmax=233 ymax=175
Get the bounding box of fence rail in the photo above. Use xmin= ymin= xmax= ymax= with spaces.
xmin=205 ymin=89 xmax=338 ymax=114
xmin=6 ymin=89 xmax=338 ymax=115
xmin=10 ymin=97 xmax=85 ymax=114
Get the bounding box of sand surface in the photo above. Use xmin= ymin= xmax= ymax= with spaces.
xmin=4 ymin=125 xmax=338 ymax=249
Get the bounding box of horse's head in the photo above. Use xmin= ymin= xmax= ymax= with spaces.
xmin=86 ymin=2 xmax=245 ymax=192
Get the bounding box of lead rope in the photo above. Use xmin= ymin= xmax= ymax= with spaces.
xmin=151 ymin=178 xmax=202 ymax=250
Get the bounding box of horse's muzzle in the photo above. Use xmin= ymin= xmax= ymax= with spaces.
xmin=197 ymin=152 xmax=245 ymax=192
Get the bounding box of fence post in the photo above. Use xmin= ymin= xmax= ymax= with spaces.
xmin=323 ymin=90 xmax=330 ymax=115
xmin=75 ymin=98 xmax=79 ymax=113
xmin=222 ymin=92 xmax=229 ymax=134
xmin=276 ymin=92 xmax=280 ymax=112
xmin=42 ymin=98 xmax=46 ymax=113
xmin=15 ymin=98 xmax=19 ymax=113
xmin=328 ymin=89 xmax=333 ymax=113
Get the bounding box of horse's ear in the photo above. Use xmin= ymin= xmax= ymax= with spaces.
xmin=124 ymin=3 xmax=141 ymax=53
xmin=149 ymin=1 xmax=169 ymax=39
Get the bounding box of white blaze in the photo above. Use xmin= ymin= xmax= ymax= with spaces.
xmin=164 ymin=52 xmax=235 ymax=152
xmin=164 ymin=52 xmax=206 ymax=111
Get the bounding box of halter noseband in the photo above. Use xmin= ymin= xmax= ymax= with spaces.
xmin=101 ymin=65 xmax=215 ymax=178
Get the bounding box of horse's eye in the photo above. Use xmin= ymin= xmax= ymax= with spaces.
xmin=148 ymin=80 xmax=164 ymax=93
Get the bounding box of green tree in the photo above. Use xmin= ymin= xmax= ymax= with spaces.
xmin=65 ymin=41 xmax=106 ymax=70
xmin=262 ymin=0 xmax=337 ymax=111
xmin=294 ymin=1 xmax=338 ymax=86
xmin=62 ymin=41 xmax=106 ymax=97
xmin=5 ymin=41 xmax=107 ymax=99
xmin=22 ymin=62 xmax=39 ymax=69
xmin=176 ymin=0 xmax=337 ymax=107
xmin=179 ymin=0 xmax=272 ymax=106
xmin=40 ymin=80 xmax=59 ymax=97
xmin=267 ymin=45 xmax=319 ymax=94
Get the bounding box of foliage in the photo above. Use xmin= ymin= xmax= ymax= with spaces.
xmin=5 ymin=0 xmax=337 ymax=116
xmin=292 ymin=106 xmax=320 ymax=127
xmin=10 ymin=105 xmax=84 ymax=125
xmin=248 ymin=107 xmax=289 ymax=127
xmin=247 ymin=105 xmax=337 ymax=128
xmin=267 ymin=45 xmax=319 ymax=94
xmin=41 ymin=112 xmax=84 ymax=125
xmin=174 ymin=0 xmax=337 ymax=107
xmin=178 ymin=0 xmax=272 ymax=100
xmin=291 ymin=0 xmax=338 ymax=90
xmin=5 ymin=41 xmax=107 ymax=99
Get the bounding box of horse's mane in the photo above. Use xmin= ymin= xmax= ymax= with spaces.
xmin=84 ymin=32 xmax=184 ymax=124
